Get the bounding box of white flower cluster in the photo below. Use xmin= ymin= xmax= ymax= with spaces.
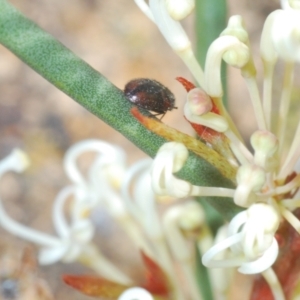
xmin=0 ymin=139 xmax=212 ymax=300
xmin=2 ymin=1 xmax=300 ymax=300
xmin=134 ymin=0 xmax=300 ymax=300
xmin=0 ymin=141 xmax=134 ymax=285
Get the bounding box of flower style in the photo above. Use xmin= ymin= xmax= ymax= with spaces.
xmin=133 ymin=0 xmax=300 ymax=299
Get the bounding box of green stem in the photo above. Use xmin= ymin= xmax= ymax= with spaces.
xmin=195 ymin=244 xmax=214 ymax=300
xmin=0 ymin=0 xmax=241 ymax=220
xmin=195 ymin=0 xmax=228 ymax=106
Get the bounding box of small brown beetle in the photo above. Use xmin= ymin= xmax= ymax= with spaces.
xmin=124 ymin=78 xmax=177 ymax=119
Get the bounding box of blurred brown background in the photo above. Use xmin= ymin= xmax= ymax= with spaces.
xmin=0 ymin=0 xmax=280 ymax=299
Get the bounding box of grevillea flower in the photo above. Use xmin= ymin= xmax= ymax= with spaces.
xmin=0 ymin=142 xmax=133 ymax=285
xmin=0 ymin=139 xmax=212 ymax=300
xmin=3 ymin=1 xmax=300 ymax=300
xmin=130 ymin=0 xmax=300 ymax=299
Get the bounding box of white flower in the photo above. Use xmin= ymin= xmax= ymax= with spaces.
xmin=132 ymin=1 xmax=300 ymax=298
xmin=234 ymin=164 xmax=266 ymax=207
xmin=0 ymin=145 xmax=133 ymax=285
xmin=271 ymin=10 xmax=300 ymax=62
xmin=151 ymin=142 xmax=235 ymax=199
xmin=165 ymin=0 xmax=195 ymax=20
xmin=163 ymin=201 xmax=208 ymax=300
xmin=118 ymin=287 xmax=154 ymax=300
xmin=0 ymin=151 xmax=92 ymax=265
xmin=204 ymin=35 xmax=250 ymax=98
xmin=202 ymin=203 xmax=280 ymax=274
xmin=134 ymin=0 xmax=205 ymax=86
xmin=184 ymin=88 xmax=229 ymax=133
xmin=0 ymin=150 xmax=62 ymax=262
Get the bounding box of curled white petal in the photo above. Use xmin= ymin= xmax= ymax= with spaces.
xmin=0 ymin=151 xmax=61 ymax=249
xmin=165 ymin=0 xmax=195 ymax=21
xmin=202 ymin=232 xmax=278 ymax=274
xmin=238 ymin=238 xmax=278 ymax=274
xmin=203 ymin=204 xmax=280 ymax=274
xmin=202 ymin=232 xmax=245 ymax=268
xmin=241 ymin=203 xmax=280 ymax=260
xmin=184 ymin=104 xmax=229 ymax=132
xmin=205 ymin=35 xmax=250 ymax=97
xmin=151 ymin=143 xmax=236 ymax=198
xmin=227 ymin=211 xmax=248 ymax=236
xmin=151 ymin=142 xmax=191 ymax=197
xmin=64 ymin=139 xmax=126 ymax=186
xmin=163 ymin=141 xmax=189 ymax=172
xmin=118 ymin=287 xmax=153 ymax=300
xmin=0 ymin=200 xmax=61 ymax=247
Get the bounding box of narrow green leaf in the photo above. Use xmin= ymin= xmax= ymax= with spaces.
xmin=0 ymin=0 xmax=241 ymax=220
xmin=195 ymin=243 xmax=214 ymax=300
xmin=195 ymin=0 xmax=228 ymax=106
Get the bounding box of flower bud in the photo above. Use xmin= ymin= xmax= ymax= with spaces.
xmin=186 ymin=88 xmax=213 ymax=115
xmin=151 ymin=142 xmax=192 ymax=197
xmin=178 ymin=202 xmax=205 ymax=232
xmin=165 ymin=0 xmax=195 ymax=20
xmin=250 ymin=130 xmax=278 ymax=170
xmin=234 ymin=164 xmax=266 ymax=207
xmin=221 ymin=15 xmax=249 ymax=44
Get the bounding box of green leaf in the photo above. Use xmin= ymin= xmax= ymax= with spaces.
xmin=0 ymin=0 xmax=241 ymax=220
xmin=195 ymin=244 xmax=214 ymax=300
xmin=195 ymin=0 xmax=228 ymax=106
